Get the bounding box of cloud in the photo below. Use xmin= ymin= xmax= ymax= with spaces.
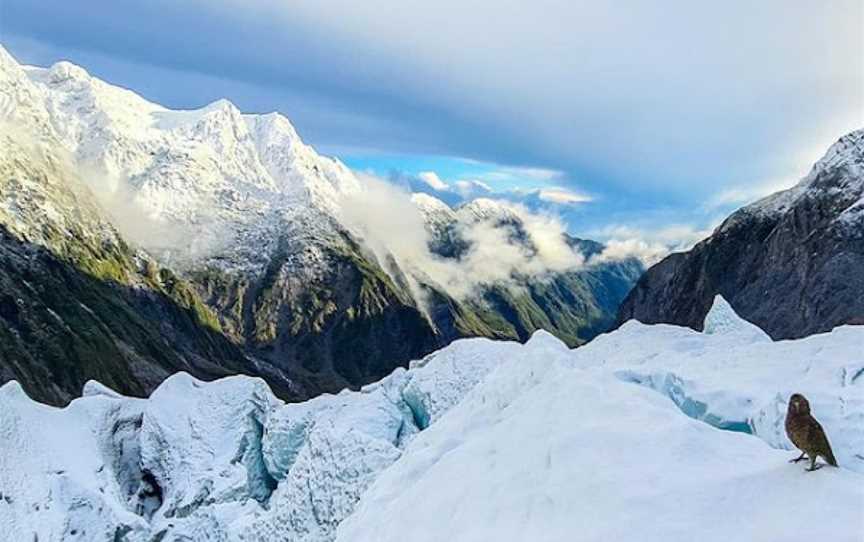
xmin=588 ymin=223 xmax=716 ymax=266
xmin=479 ymin=166 xmax=566 ymax=183
xmin=536 ymin=187 xmax=592 ymax=205
xmin=0 ymin=119 xmax=225 ymax=265
xmin=4 ymin=0 xmax=859 ymax=214
xmin=86 ymin=171 xmax=229 ymax=266
xmin=339 ymin=173 xmax=585 ymax=302
xmin=418 ymin=171 xmax=449 ymax=190
xmin=385 ymin=168 xmax=592 ymax=218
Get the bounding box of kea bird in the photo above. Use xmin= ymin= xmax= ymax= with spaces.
xmin=785 ymin=393 xmax=838 ymax=472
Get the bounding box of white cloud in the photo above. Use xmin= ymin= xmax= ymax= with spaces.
xmin=588 ymin=223 xmax=716 ymax=266
xmin=452 ymin=179 xmax=492 ymax=198
xmin=418 ymin=171 xmax=449 ymax=191
xmin=536 ymin=187 xmax=592 ymax=205
xmin=480 ymin=166 xmax=566 ymax=183
xmin=6 ymin=0 xmax=860 ymax=216
xmin=339 ymin=173 xmax=585 ymax=302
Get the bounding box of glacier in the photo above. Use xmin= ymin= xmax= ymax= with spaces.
xmin=0 ymin=335 xmax=519 ymax=541
xmin=1 ymin=297 xmax=863 ymax=541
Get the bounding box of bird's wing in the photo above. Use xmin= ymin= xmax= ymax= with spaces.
xmin=811 ymin=419 xmax=838 ymax=466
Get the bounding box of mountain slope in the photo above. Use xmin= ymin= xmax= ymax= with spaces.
xmin=191 ymin=235 xmax=441 ymax=397
xmin=0 ymin=44 xmax=642 ymax=404
xmin=618 ymin=129 xmax=864 ymax=339
xmin=412 ymin=195 xmax=643 ymax=345
xmin=0 ymin=126 xmax=297 ymax=406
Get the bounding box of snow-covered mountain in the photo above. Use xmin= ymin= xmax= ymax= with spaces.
xmin=0 ymin=46 xmax=311 ymax=406
xmin=0 ymin=44 xmax=642 ymax=405
xmin=620 ymin=128 xmax=864 ymax=339
xmin=2 ymin=297 xmax=862 ymax=541
xmin=11 ymin=47 xmax=361 ymax=274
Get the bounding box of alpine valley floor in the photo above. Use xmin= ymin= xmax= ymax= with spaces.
xmin=1 ymin=297 xmax=862 ymax=541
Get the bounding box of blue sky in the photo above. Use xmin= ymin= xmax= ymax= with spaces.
xmin=1 ymin=0 xmax=861 ymax=247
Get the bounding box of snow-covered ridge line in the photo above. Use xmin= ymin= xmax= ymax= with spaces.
xmin=730 ymin=127 xmax=864 ymax=223
xmin=1 ymin=43 xmax=602 ymax=288
xmin=0 ymin=43 xmax=363 ymax=273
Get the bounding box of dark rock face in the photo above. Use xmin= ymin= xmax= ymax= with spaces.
xmin=619 ymin=130 xmax=864 ymax=339
xmin=192 ymin=234 xmax=442 ymax=400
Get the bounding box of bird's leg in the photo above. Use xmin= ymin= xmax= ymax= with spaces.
xmin=805 ymin=454 xmax=823 ymax=472
xmin=789 ymin=452 xmax=806 ymax=463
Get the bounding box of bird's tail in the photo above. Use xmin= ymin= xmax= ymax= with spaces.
xmin=824 ymin=445 xmax=839 ymax=467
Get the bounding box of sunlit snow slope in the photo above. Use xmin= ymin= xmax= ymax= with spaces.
xmin=1 ymin=297 xmax=862 ymax=542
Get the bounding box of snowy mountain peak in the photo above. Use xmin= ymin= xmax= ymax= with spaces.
xmin=738 ymin=128 xmax=864 ymax=221
xmin=411 ymin=192 xmax=458 ymax=232
xmin=1 ymin=48 xmax=366 ymax=273
xmin=810 ymin=128 xmax=864 ymax=177
xmin=0 ymin=44 xmax=19 ymax=72
xmin=247 ymin=110 xmax=302 ymax=143
xmin=202 ymin=97 xmax=236 ymax=113
xmin=410 ymin=192 xmax=452 ymax=213
xmin=456 ymin=197 xmax=520 ymax=224
xmin=47 ymin=60 xmax=91 ymax=83
xmin=705 ymin=128 xmax=864 ymax=247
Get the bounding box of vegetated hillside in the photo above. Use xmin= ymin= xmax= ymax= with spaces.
xmin=0 ymin=133 xmax=295 ymax=406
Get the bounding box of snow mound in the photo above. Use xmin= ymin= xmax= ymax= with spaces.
xmin=702 ymin=295 xmax=771 ymax=341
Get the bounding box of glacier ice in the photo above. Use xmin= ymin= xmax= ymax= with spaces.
xmin=702 ymin=294 xmax=770 ymax=341
xmin=337 ymin=300 xmax=864 ymax=542
xmin=1 ymin=297 xmax=863 ymax=541
xmin=0 ymin=337 xmax=519 ymax=541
